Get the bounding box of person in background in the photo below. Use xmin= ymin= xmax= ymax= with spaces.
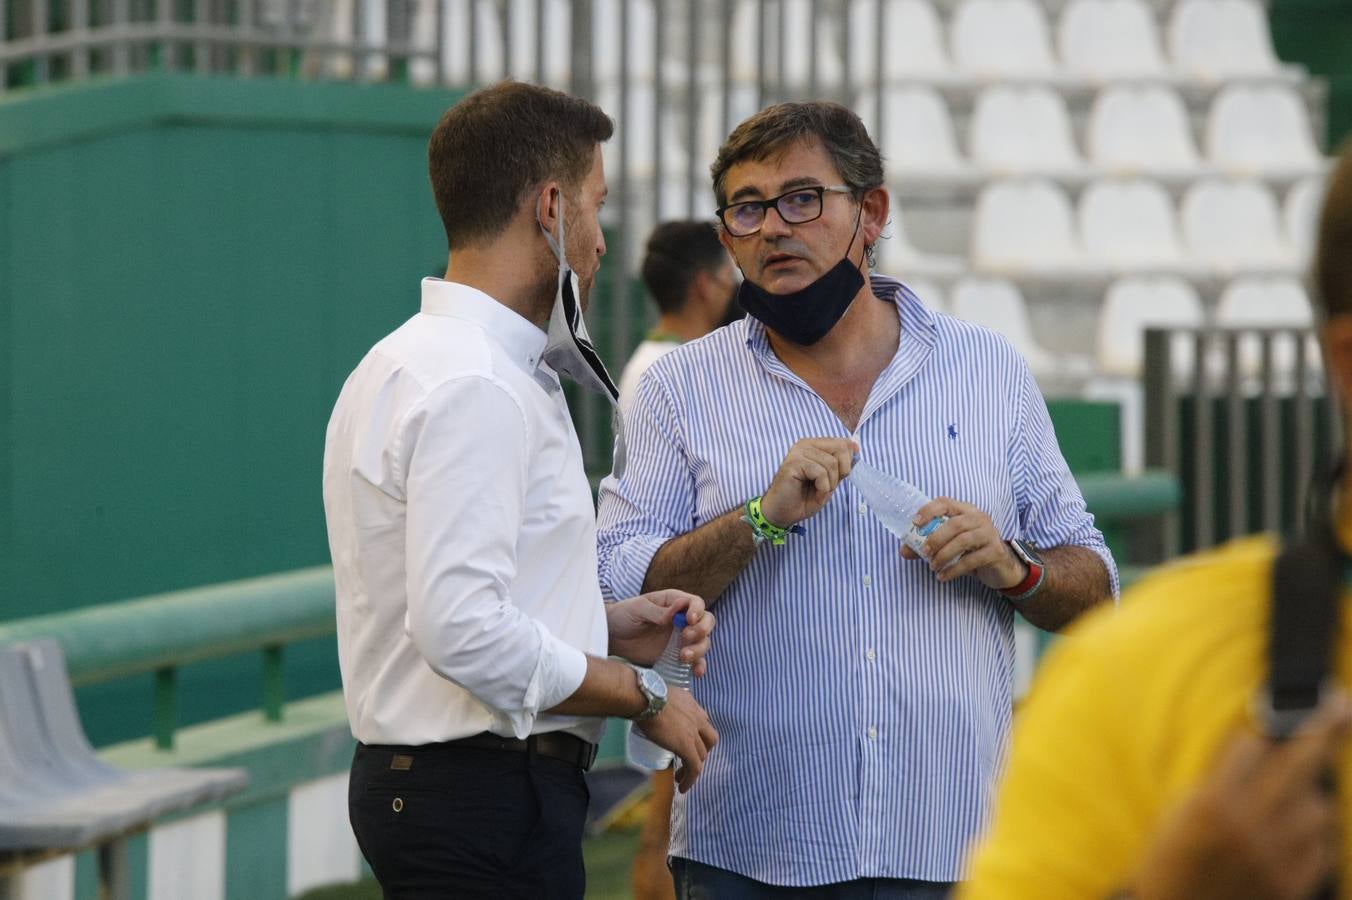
xmin=621 ymin=219 xmax=739 ymax=900
xmin=617 ymin=220 xmax=741 ymax=420
xmin=597 ymin=100 xmax=1115 ymax=898
xmin=322 ymin=81 xmax=718 ymax=899
xmin=959 ymin=143 xmax=1352 ymax=900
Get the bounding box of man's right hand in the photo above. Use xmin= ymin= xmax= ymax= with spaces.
xmin=1129 ymin=693 xmax=1352 ymax=900
xmin=758 ymin=438 xmax=857 ymax=528
xmin=635 ymin=689 xmax=719 ymax=793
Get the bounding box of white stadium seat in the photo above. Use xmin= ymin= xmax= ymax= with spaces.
xmin=848 ymin=0 xmax=952 ymax=83
xmin=951 ymin=0 xmax=1056 ymax=78
xmin=1218 ymin=277 xmax=1315 ymax=328
xmin=1058 ymin=0 xmax=1167 ymax=80
xmin=1180 ymin=179 xmax=1298 ymax=272
xmin=1079 ymin=179 xmax=1187 ymax=269
xmin=950 ymin=278 xmax=1061 ymax=378
xmin=950 ymin=278 xmax=1050 ymax=359
xmin=1216 ymin=277 xmax=1320 ymax=380
xmin=862 ymin=86 xmax=972 ymax=181
xmin=969 ymin=85 xmax=1082 ymax=175
xmin=1088 ymin=275 xmax=1207 ymax=473
xmin=1285 ymin=175 xmax=1327 ymax=265
xmin=875 ymin=206 xmax=967 ymax=280
xmin=1206 ymin=84 xmax=1324 ymax=177
xmin=1167 ymin=0 xmax=1281 ymax=80
xmin=1086 ymin=85 xmax=1202 ymax=179
xmin=902 ymin=279 xmax=948 ymax=316
xmin=972 ymin=179 xmax=1082 ymax=272
xmin=1096 ymin=276 xmax=1206 ymax=378
xmin=733 ymin=0 xmax=846 ymax=92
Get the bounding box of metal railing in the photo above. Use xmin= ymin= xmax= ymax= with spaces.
xmin=0 ymin=566 xmax=335 ymax=749
xmin=1143 ymin=325 xmax=1340 ymax=557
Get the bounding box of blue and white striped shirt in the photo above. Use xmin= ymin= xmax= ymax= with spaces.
xmin=596 ymin=275 xmax=1118 ymax=886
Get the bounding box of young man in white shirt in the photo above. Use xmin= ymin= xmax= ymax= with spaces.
xmin=323 ymin=81 xmax=719 ymax=899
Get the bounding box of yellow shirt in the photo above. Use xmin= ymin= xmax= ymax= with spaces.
xmin=960 ymin=530 xmax=1352 ymax=899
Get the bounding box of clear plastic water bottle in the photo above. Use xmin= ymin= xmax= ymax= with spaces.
xmin=850 ymin=458 xmax=948 ymax=558
xmin=626 ymin=612 xmax=692 ymax=771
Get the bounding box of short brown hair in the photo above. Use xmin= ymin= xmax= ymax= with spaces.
xmin=641 ymin=221 xmax=726 ymax=315
xmin=1316 ymin=141 xmax=1352 ymax=320
xmin=428 ymin=81 xmax=613 ymax=251
xmin=709 ymin=101 xmax=884 ymax=207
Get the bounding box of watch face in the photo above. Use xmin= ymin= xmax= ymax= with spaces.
xmin=640 ymin=667 xmax=668 ymax=701
xmin=1014 ymin=539 xmax=1043 ymax=567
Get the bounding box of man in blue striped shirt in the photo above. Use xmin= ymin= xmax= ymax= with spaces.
xmin=596 ymin=101 xmax=1118 ymax=897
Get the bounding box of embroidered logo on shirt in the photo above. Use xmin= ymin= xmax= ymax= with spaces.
xmin=947 ymin=424 xmax=959 ymax=440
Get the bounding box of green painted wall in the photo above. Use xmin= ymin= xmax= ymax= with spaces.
xmin=225 ymin=798 xmax=290 ymax=900
xmin=0 ymin=75 xmax=461 ymax=743
xmin=1271 ymin=0 xmax=1352 ymax=149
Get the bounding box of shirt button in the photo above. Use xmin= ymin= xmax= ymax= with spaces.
xmin=862 ymin=574 xmax=872 ymax=587
xmin=858 ymin=501 xmax=867 ymax=514
xmin=867 ymin=727 xmax=878 ymax=740
xmin=866 ymin=648 xmax=876 ymax=661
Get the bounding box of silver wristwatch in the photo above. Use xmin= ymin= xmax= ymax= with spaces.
xmin=627 ymin=664 xmax=668 ymax=722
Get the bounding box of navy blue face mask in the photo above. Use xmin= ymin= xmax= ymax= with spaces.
xmin=736 ymin=212 xmax=865 ymax=346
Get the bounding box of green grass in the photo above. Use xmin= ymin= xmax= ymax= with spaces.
xmin=296 ymin=829 xmax=641 ymax=899
xmin=582 ymin=827 xmax=642 ymax=898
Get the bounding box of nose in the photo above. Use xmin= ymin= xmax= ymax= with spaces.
xmin=596 ymin=227 xmax=607 ymax=257
xmin=759 ymin=205 xmax=793 ymax=238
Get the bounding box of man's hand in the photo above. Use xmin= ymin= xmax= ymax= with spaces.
xmin=1129 ymin=694 xmax=1352 ymax=900
xmin=608 ymin=590 xmax=715 ymax=677
xmin=635 ymin=688 xmax=719 ymax=793
xmin=758 ymin=438 xmax=857 ymax=528
xmin=900 ymin=496 xmax=1025 ymax=590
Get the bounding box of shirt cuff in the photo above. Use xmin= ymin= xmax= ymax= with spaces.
xmin=504 ymin=622 xmax=590 ymax=739
xmin=1093 ymin=543 xmax=1122 ymax=601
xmin=599 ymin=533 xmax=670 ymax=601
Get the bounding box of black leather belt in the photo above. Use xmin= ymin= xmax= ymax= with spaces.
xmin=446 ymin=731 xmax=598 ymax=771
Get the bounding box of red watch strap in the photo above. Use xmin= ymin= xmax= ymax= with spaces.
xmin=1000 ymin=557 xmax=1043 ymax=598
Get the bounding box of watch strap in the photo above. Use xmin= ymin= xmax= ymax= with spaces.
xmin=627 ymin=664 xmax=665 ymax=721
xmin=999 ymin=540 xmax=1045 ymax=601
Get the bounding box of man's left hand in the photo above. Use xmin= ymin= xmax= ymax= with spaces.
xmin=899 ymin=497 xmax=1025 ymax=591
xmin=607 ymin=590 xmax=715 ymax=677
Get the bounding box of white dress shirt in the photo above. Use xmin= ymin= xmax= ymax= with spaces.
xmin=323 ymin=278 xmax=609 ymax=746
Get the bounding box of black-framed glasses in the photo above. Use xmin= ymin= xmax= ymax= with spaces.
xmin=716 ymin=185 xmax=854 ymax=237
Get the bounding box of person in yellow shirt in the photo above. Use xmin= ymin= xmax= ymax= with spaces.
xmin=960 ymin=143 xmax=1352 ymax=900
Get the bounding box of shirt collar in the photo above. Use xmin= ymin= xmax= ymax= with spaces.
xmin=420 ymin=277 xmax=549 ymax=374
xmin=738 ymin=274 xmax=940 ymax=426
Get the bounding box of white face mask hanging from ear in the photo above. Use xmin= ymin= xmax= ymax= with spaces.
xmin=539 ymin=190 xmax=627 ymax=478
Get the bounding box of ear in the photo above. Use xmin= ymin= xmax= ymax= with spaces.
xmin=717 ymin=225 xmax=736 ymax=257
xmin=535 ymin=181 xmax=562 ymax=233
xmin=1323 ymin=315 xmax=1352 ymax=408
xmin=691 ymin=267 xmax=717 ymax=302
xmin=860 ymin=185 xmax=890 ymax=248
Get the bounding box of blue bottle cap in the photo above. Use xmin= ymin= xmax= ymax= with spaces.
xmin=673 ymin=611 xmax=687 ymax=630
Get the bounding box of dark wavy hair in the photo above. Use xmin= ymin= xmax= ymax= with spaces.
xmin=710 ymin=101 xmax=883 ymax=208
